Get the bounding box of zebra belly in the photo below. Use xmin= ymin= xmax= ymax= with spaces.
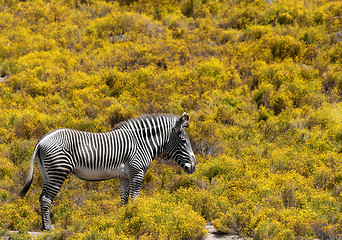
xmin=72 ymin=164 xmax=128 ymax=181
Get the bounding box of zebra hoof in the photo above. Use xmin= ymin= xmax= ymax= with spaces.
xmin=42 ymin=223 xmax=54 ymax=231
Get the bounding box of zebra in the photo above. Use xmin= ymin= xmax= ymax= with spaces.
xmin=19 ymin=113 xmax=197 ymax=230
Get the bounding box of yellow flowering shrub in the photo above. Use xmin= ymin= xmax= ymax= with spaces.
xmin=47 ymin=193 xmax=206 ymax=240
xmin=1 ymin=0 xmax=342 ymax=239
xmin=0 ymin=200 xmax=40 ymax=231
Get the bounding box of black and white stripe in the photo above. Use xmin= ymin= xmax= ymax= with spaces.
xmin=19 ymin=113 xmax=197 ymax=230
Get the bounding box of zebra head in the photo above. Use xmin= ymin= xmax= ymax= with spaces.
xmin=165 ymin=113 xmax=197 ymax=174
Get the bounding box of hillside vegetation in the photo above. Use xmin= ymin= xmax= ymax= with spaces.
xmin=0 ymin=0 xmax=342 ymax=239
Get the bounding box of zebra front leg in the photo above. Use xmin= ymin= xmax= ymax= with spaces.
xmin=130 ymin=170 xmax=144 ymax=201
xmin=120 ymin=177 xmax=130 ymax=205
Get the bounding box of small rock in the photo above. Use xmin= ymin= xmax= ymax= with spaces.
xmin=204 ymin=222 xmax=249 ymax=240
xmin=205 ymin=222 xmax=219 ymax=234
xmin=0 ymin=75 xmax=8 ymax=83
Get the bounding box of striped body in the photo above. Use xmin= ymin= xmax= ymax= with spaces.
xmin=39 ymin=129 xmax=135 ymax=181
xmin=19 ymin=113 xmax=196 ymax=230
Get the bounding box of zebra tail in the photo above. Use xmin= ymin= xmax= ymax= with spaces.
xmin=19 ymin=143 xmax=39 ymax=198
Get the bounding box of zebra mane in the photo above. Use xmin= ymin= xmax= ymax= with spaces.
xmin=112 ymin=114 xmax=177 ymax=131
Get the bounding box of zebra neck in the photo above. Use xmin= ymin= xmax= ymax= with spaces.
xmin=138 ymin=126 xmax=172 ymax=160
xmin=112 ymin=114 xmax=177 ymax=159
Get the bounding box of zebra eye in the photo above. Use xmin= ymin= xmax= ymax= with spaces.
xmin=181 ymin=139 xmax=187 ymax=144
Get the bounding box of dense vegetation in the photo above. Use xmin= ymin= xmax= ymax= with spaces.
xmin=0 ymin=0 xmax=342 ymax=239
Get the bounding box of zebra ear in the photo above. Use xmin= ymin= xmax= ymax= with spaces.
xmin=176 ymin=112 xmax=189 ymax=129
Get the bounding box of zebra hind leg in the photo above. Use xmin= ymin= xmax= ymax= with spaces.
xmin=39 ymin=190 xmax=53 ymax=231
xmin=39 ymin=181 xmax=65 ymax=230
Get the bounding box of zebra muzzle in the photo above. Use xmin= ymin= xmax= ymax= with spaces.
xmin=184 ymin=162 xmax=196 ymax=174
